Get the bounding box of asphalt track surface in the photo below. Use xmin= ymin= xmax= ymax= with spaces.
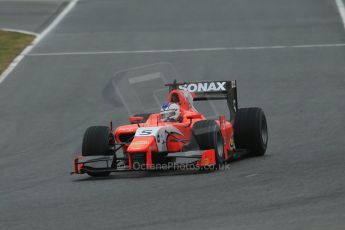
xmin=0 ymin=0 xmax=67 ymax=33
xmin=1 ymin=0 xmax=345 ymax=229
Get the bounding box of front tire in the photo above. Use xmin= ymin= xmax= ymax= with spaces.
xmin=192 ymin=120 xmax=225 ymax=169
xmin=82 ymin=126 xmax=114 ymax=177
xmin=234 ymin=107 xmax=268 ymax=156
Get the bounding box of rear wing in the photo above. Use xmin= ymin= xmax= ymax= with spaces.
xmin=165 ymin=80 xmax=238 ymax=121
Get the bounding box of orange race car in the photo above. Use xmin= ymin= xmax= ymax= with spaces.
xmin=72 ymin=80 xmax=268 ymax=177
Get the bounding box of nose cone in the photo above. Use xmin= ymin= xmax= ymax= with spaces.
xmin=127 ymin=136 xmax=157 ymax=153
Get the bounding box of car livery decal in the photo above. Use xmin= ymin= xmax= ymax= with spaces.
xmin=135 ymin=126 xmax=183 ymax=151
xmin=132 ymin=140 xmax=149 ymax=146
xmin=178 ymin=81 xmax=227 ymax=92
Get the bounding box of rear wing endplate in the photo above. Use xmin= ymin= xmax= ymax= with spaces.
xmin=165 ymin=80 xmax=238 ymax=121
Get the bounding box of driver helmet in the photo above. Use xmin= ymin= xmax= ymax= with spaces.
xmin=160 ymin=102 xmax=181 ymax=122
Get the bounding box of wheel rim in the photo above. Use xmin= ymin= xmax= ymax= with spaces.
xmin=261 ymin=116 xmax=268 ymax=146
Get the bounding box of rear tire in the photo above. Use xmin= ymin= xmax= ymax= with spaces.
xmin=192 ymin=120 xmax=225 ymax=169
xmin=234 ymin=107 xmax=268 ymax=156
xmin=82 ymin=126 xmax=114 ymax=177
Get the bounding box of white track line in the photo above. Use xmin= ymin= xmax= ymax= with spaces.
xmin=335 ymin=0 xmax=345 ymax=30
xmin=1 ymin=28 xmax=38 ymax=36
xmin=26 ymin=43 xmax=345 ymax=57
xmin=0 ymin=0 xmax=78 ymax=84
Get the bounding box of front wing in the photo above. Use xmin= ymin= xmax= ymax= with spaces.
xmin=72 ymin=149 xmax=217 ymax=174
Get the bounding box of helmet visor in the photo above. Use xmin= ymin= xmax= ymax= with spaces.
xmin=160 ymin=110 xmax=176 ymax=121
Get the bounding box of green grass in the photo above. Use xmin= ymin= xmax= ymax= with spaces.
xmin=0 ymin=30 xmax=35 ymax=74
